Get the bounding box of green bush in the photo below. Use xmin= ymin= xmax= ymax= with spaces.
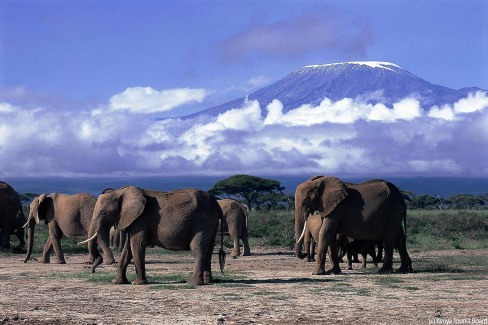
xmin=407 ymin=209 xmax=488 ymax=250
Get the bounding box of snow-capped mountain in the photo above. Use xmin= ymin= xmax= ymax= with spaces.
xmin=187 ymin=61 xmax=484 ymax=118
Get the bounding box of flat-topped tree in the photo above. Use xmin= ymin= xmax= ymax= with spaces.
xmin=209 ymin=174 xmax=284 ymax=210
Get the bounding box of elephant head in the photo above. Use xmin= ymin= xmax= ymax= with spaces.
xmin=294 ymin=176 xmax=348 ymax=259
xmin=24 ymin=194 xmax=51 ymax=262
xmin=82 ymin=186 xmax=146 ymax=272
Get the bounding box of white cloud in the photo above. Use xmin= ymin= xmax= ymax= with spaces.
xmin=1 ymin=90 xmax=487 ymax=177
xmin=453 ymin=91 xmax=488 ymax=113
xmin=108 ymin=87 xmax=207 ymax=114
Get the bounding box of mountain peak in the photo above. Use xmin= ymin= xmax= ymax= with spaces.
xmin=304 ymin=61 xmax=402 ymax=71
xmin=186 ymin=61 xmax=486 ymax=118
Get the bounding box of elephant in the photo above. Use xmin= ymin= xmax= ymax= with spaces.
xmin=217 ymin=199 xmax=251 ymax=258
xmin=294 ymin=176 xmax=413 ymax=275
xmin=82 ymin=186 xmax=226 ymax=286
xmin=109 ymin=226 xmax=126 ymax=252
xmin=23 ymin=193 xmax=115 ymax=265
xmin=299 ymin=213 xmax=322 ymax=262
xmin=298 ymin=213 xmax=343 ymax=264
xmin=0 ymin=181 xmax=26 ymax=249
xmin=336 ymin=234 xmax=379 ymax=270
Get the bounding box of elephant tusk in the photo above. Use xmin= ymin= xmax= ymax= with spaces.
xmin=78 ymin=232 xmax=98 ymax=245
xmin=22 ymin=220 xmax=30 ymax=229
xmin=296 ymin=221 xmax=307 ymax=243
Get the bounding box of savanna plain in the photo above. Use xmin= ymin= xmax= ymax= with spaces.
xmin=1 ymin=209 xmax=488 ymax=325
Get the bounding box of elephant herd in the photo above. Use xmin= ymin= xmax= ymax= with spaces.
xmin=0 ymin=175 xmax=413 ymax=286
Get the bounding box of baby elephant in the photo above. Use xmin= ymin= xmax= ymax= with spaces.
xmin=336 ymin=234 xmax=379 ymax=270
xmin=217 ymin=199 xmax=251 ymax=258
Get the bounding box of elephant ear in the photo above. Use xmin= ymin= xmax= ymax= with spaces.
xmin=315 ymin=177 xmax=348 ymax=217
xmin=116 ymin=186 xmax=146 ymax=231
xmin=36 ymin=194 xmax=49 ymax=224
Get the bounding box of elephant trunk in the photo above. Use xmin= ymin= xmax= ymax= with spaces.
xmin=23 ymin=222 xmax=35 ymax=263
xmin=294 ymin=206 xmax=309 ymax=260
xmin=86 ymin=221 xmax=103 ymax=273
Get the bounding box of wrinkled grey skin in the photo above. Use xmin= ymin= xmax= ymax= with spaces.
xmin=218 ymin=199 xmax=251 ymax=258
xmin=0 ymin=181 xmax=26 ymax=249
xmin=294 ymin=176 xmax=412 ymax=275
xmin=87 ymin=186 xmax=225 ymax=286
xmin=24 ymin=193 xmax=115 ymax=264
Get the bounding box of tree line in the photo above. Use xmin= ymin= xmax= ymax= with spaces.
xmin=17 ymin=174 xmax=486 ymax=210
xmin=209 ymin=174 xmax=487 ymax=210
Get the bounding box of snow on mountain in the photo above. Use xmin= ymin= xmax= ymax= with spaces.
xmin=187 ymin=61 xmax=485 ymax=118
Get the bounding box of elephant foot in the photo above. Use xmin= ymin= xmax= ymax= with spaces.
xmin=326 ymin=267 xmax=342 ymax=275
xmin=104 ymin=257 xmax=116 ymax=265
xmin=56 ymin=259 xmax=66 ymax=264
xmin=91 ymin=256 xmax=104 ymax=273
xmin=113 ymin=276 xmax=130 ymax=284
xmin=190 ymin=275 xmax=204 ymax=286
xmin=312 ymin=267 xmax=327 ymax=275
xmin=241 ymin=252 xmax=251 ymax=257
xmin=378 ymin=266 xmax=394 ymax=274
xmin=132 ymin=278 xmax=148 ymax=285
xmin=39 ymin=258 xmax=50 ymax=264
xmin=347 ymin=267 xmax=353 ymax=270
xmin=203 ymin=271 xmax=213 ymax=285
xmin=396 ymin=265 xmax=413 ymax=274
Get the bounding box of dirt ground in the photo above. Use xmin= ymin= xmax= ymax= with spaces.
xmin=0 ymin=247 xmax=487 ymax=325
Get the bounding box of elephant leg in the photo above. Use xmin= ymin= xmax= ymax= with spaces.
xmin=190 ymin=231 xmax=214 ymax=286
xmin=40 ymin=237 xmax=53 ymax=263
xmin=378 ymin=240 xmax=395 ymax=274
xmin=327 ymin=239 xmax=341 ymax=274
xmin=361 ymin=253 xmax=368 ymax=269
xmin=395 ymin=228 xmax=413 ymax=273
xmin=369 ymin=245 xmax=378 ymax=267
xmin=377 ymin=242 xmax=384 ymax=262
xmin=346 ymin=251 xmax=353 ymax=270
xmin=203 ymin=228 xmax=217 ymax=285
xmin=130 ymin=233 xmax=148 ymax=285
xmin=230 ymin=235 xmax=240 ymax=258
xmin=305 ymin=236 xmax=312 ymax=262
xmin=313 ymin=217 xmax=340 ymax=275
xmin=118 ymin=231 xmax=126 ymax=252
xmin=240 ymin=227 xmax=251 ymax=256
xmin=49 ymin=224 xmax=66 ymax=264
xmin=115 ymin=235 xmax=132 ymax=284
xmin=310 ymin=240 xmax=316 ymax=262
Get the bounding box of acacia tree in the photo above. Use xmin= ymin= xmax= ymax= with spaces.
xmin=209 ymin=174 xmax=284 ymax=210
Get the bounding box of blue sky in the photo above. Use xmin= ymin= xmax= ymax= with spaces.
xmin=1 ymin=1 xmax=487 ymax=178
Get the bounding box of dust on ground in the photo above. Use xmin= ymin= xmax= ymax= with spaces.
xmin=0 ymin=247 xmax=487 ymax=324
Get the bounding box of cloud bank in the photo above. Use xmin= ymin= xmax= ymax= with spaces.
xmin=0 ymin=89 xmax=487 ymax=177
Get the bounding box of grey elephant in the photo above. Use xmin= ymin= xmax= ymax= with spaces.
xmin=217 ymin=199 xmax=251 ymax=258
xmin=0 ymin=181 xmax=26 ymax=249
xmin=336 ymin=234 xmax=378 ymax=270
xmin=82 ymin=186 xmax=225 ymax=286
xmin=294 ymin=176 xmax=412 ymax=275
xmin=23 ymin=193 xmax=115 ymax=264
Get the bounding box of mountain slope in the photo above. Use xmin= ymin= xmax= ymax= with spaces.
xmin=187 ymin=61 xmax=484 ymax=118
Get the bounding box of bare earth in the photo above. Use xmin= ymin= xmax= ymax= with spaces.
xmin=1 ymin=247 xmax=487 ymax=325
